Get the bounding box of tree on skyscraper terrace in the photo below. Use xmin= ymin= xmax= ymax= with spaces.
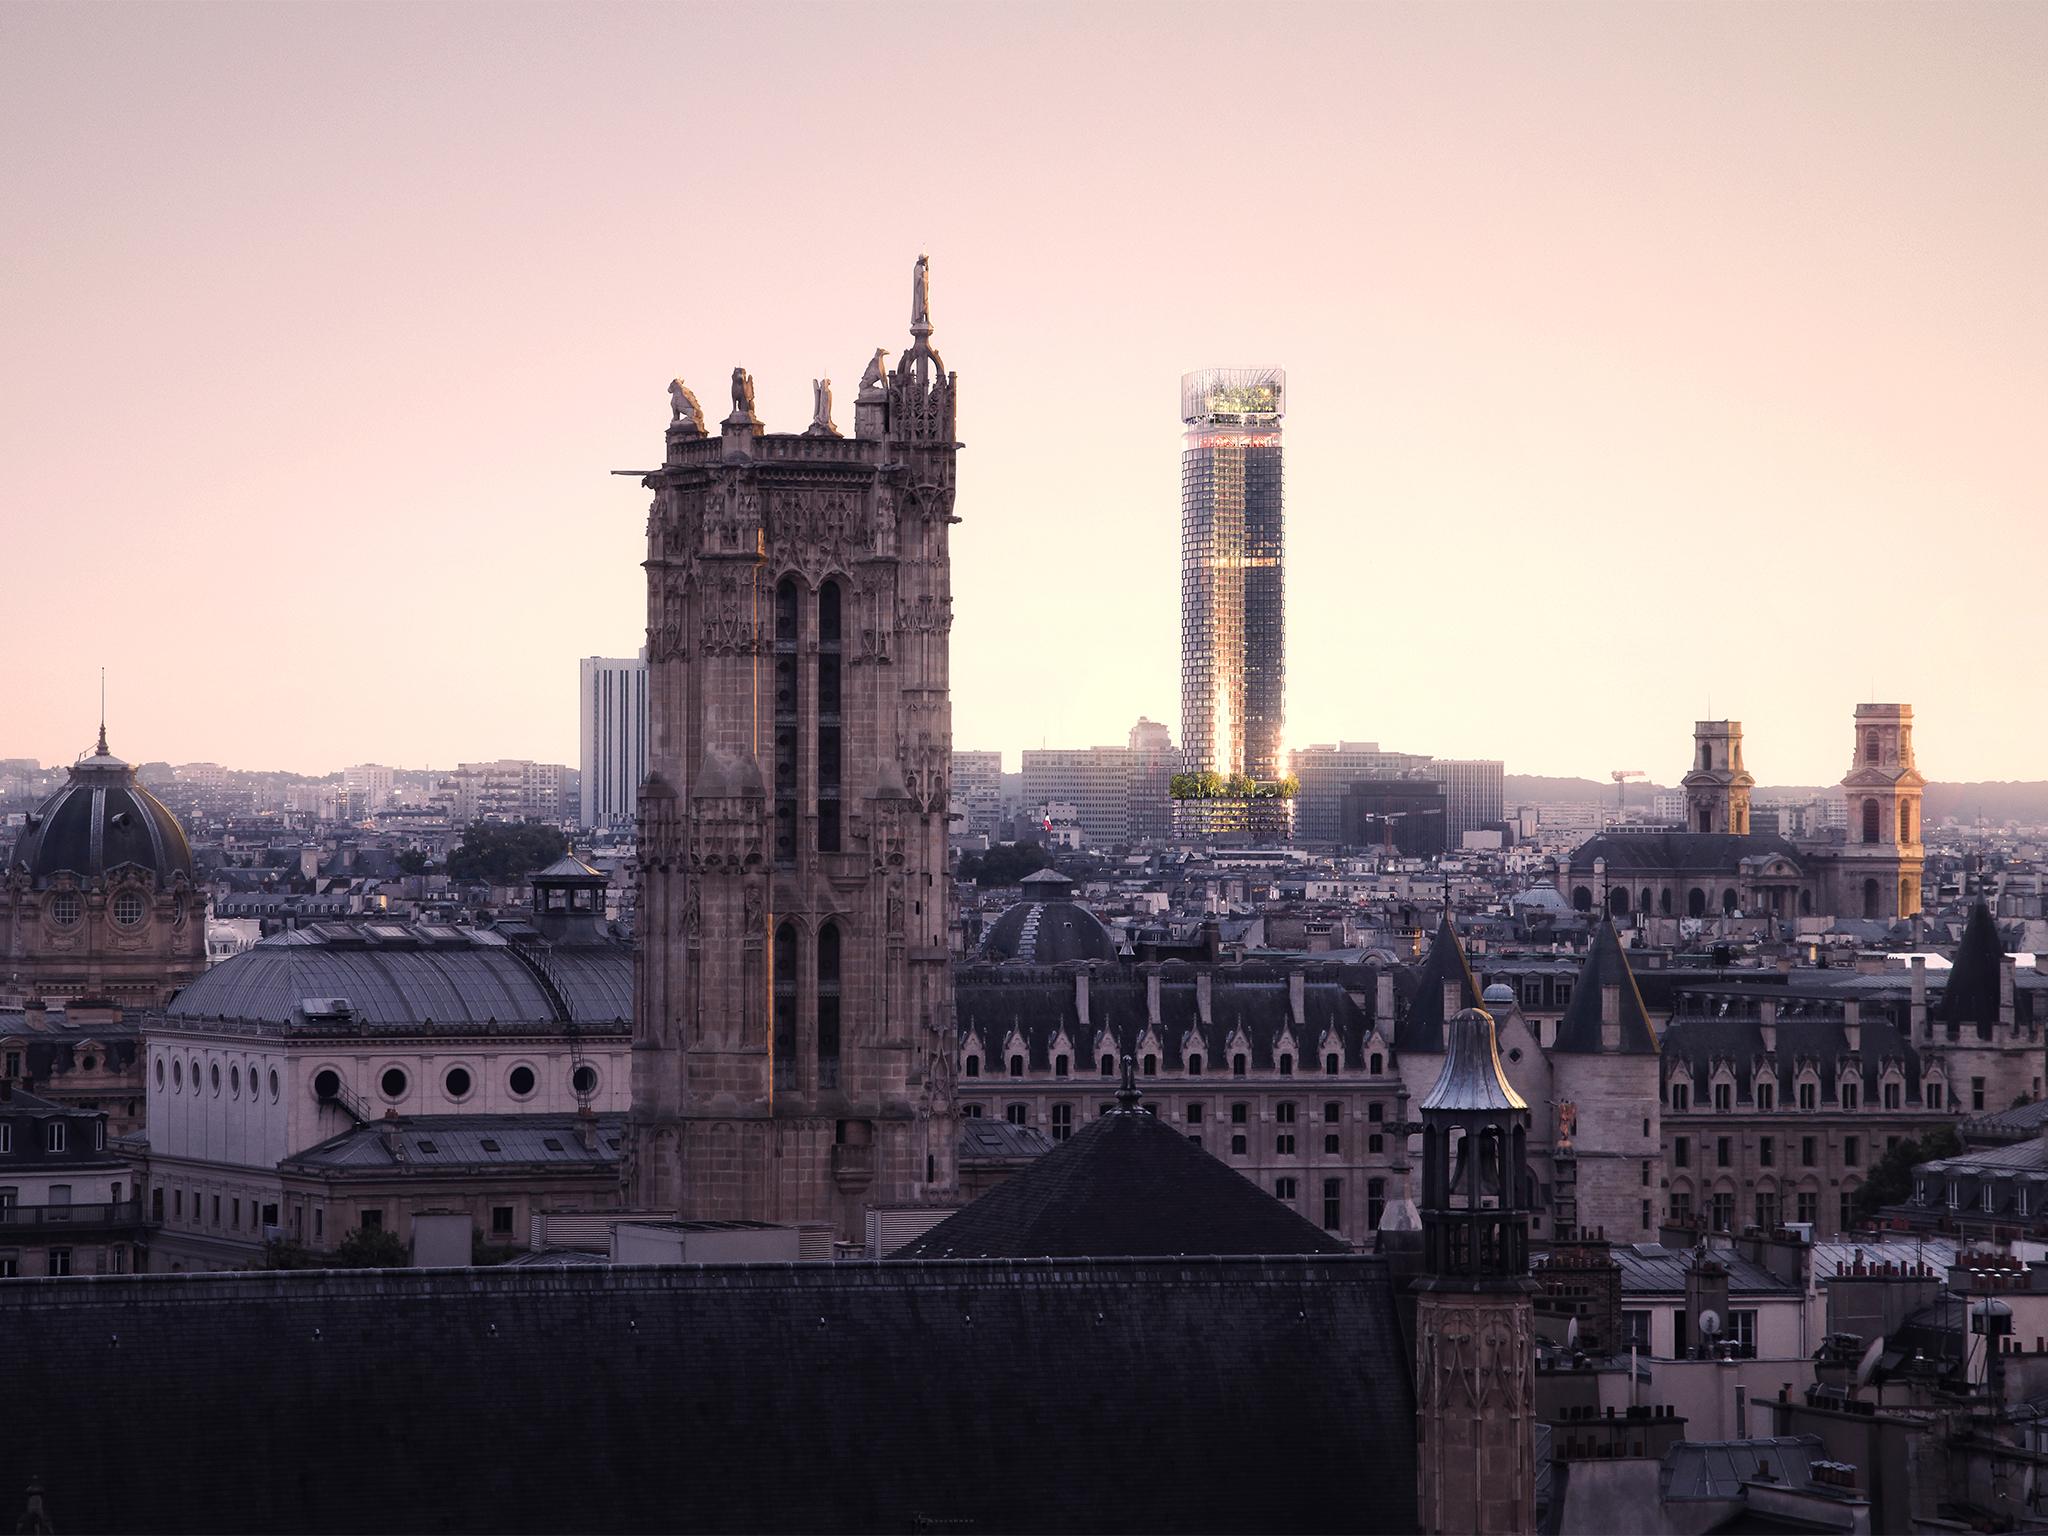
xmin=1169 ymin=772 xmax=1298 ymax=801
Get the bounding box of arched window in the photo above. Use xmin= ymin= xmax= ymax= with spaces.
xmin=1900 ymin=802 xmax=1913 ymax=843
xmin=773 ymin=922 xmax=798 ymax=1090
xmin=1862 ymin=799 xmax=1881 ymax=844
xmin=816 ymin=581 xmax=843 ymax=853
xmin=817 ymin=923 xmax=842 ymax=1088
xmin=1571 ymin=886 xmax=1592 ymax=912
xmin=1233 ymin=1052 xmax=1248 ymax=1077
xmin=1100 ymin=1053 xmax=1114 ymax=1076
xmin=1278 ymin=1053 xmax=1294 ymax=1076
xmin=964 ymin=1056 xmax=980 ymax=1078
xmin=1008 ymin=1054 xmax=1023 ymax=1077
xmin=1142 ymin=1054 xmax=1158 ymax=1076
xmin=1900 ymin=877 xmax=1913 ymax=912
xmin=1054 ymin=1054 xmax=1069 ymax=1078
xmin=773 ymin=579 xmax=800 ymax=866
xmin=1799 ymin=889 xmax=1812 ymax=915
xmin=1369 ymin=1052 xmax=1383 ymax=1075
xmin=1640 ymin=888 xmax=1653 ymax=915
xmin=1863 ymin=879 xmax=1880 ymax=919
xmin=1324 ymin=1052 xmax=1339 ymax=1076
xmin=1187 ymin=1054 xmax=1203 ymax=1075
xmin=1722 ymin=888 xmax=1738 ymax=916
xmin=1687 ymin=887 xmax=1707 ymax=918
xmin=1609 ymin=887 xmax=1630 ymax=917
xmin=1660 ymin=889 xmax=1674 ymax=916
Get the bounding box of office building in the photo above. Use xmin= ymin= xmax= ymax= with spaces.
xmin=1436 ymin=758 xmax=1506 ymax=845
xmin=951 ymin=749 xmax=1003 ymax=837
xmin=1340 ymin=776 xmax=1448 ymax=856
xmin=1290 ymin=743 xmax=1432 ymax=844
xmin=1179 ymin=368 xmax=1285 ymax=782
xmin=579 ymin=653 xmax=649 ymax=831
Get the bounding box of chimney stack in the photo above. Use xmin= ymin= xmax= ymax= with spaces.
xmin=1289 ymin=970 xmax=1307 ymax=1029
xmin=1195 ymin=970 xmax=1213 ymax=1028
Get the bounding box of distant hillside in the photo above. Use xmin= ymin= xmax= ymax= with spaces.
xmin=1506 ymin=776 xmax=2048 ymax=825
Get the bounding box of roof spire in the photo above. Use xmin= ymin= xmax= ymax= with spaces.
xmin=97 ymin=667 xmax=108 ymax=757
xmin=1115 ymin=1052 xmax=1142 ymax=1114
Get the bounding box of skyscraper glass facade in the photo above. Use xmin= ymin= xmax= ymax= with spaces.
xmin=1179 ymin=367 xmax=1285 ymax=781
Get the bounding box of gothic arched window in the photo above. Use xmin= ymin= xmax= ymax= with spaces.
xmin=773 ymin=579 xmax=800 ymax=866
xmin=773 ymin=922 xmax=799 ymax=1090
xmin=816 ymin=581 xmax=843 ymax=853
xmin=817 ymin=923 xmax=842 ymax=1088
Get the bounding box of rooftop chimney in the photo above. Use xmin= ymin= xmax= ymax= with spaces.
xmin=1195 ymin=970 xmax=1213 ymax=1028
xmin=1289 ymin=970 xmax=1307 ymax=1028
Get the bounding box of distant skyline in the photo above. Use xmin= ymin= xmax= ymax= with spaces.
xmin=4 ymin=2 xmax=2043 ymax=784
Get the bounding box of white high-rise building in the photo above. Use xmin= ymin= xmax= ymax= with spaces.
xmin=579 ymin=654 xmax=649 ymax=831
xmin=343 ymin=763 xmax=395 ymax=812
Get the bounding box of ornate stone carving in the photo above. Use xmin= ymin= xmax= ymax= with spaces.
xmin=896 ymin=593 xmax=951 ymax=633
xmin=724 ymin=366 xmax=758 ymax=427
xmin=699 ymin=572 xmax=762 ymax=656
xmin=668 ymin=378 xmax=705 ymax=434
xmin=857 ymin=348 xmax=888 ymax=399
xmin=768 ymin=488 xmax=858 ymax=579
xmin=806 ymin=377 xmax=838 ymax=437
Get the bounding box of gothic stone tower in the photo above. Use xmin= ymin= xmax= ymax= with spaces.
xmin=626 ymin=259 xmax=961 ymax=1242
xmin=1680 ymin=720 xmax=1752 ymax=835
xmin=1834 ymin=702 xmax=1925 ymax=919
xmin=1415 ymin=1005 xmax=1538 ymax=1536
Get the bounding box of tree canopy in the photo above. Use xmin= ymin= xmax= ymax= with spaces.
xmin=1852 ymin=1125 xmax=1963 ymax=1220
xmin=445 ymin=822 xmax=566 ymax=884
xmin=957 ymin=842 xmax=1054 ymax=888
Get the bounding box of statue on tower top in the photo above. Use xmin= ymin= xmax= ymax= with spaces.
xmin=911 ymin=254 xmax=931 ymax=335
xmin=667 ymin=378 xmax=705 ymax=435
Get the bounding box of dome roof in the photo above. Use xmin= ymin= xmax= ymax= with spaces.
xmin=8 ymin=735 xmax=194 ymax=889
xmin=980 ymin=898 xmax=1117 ymax=964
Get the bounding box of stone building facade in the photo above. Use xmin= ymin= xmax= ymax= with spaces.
xmin=627 ymin=261 xmax=961 ymax=1240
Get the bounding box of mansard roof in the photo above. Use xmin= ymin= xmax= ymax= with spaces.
xmin=891 ymin=1098 xmax=1350 ymax=1260
xmin=1565 ymin=832 xmax=1804 ymax=877
xmin=1395 ymin=910 xmax=1479 ymax=1054
xmin=1552 ymin=919 xmax=1658 ymax=1055
xmin=954 ymin=967 xmax=1386 ymax=1071
xmin=1941 ymin=901 xmax=2008 ymax=1027
xmin=1660 ymin=1012 xmax=1924 ymax=1102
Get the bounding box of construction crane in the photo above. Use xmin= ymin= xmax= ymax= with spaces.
xmin=1610 ymin=769 xmax=1645 ymax=817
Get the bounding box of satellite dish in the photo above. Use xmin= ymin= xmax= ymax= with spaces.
xmin=1855 ymin=1334 xmax=1885 ymax=1387
xmin=1567 ymin=1317 xmax=1580 ymax=1347
xmin=1699 ymin=1309 xmax=1723 ymax=1338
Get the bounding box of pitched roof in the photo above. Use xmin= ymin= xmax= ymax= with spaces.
xmin=1942 ymin=901 xmax=2007 ymax=1026
xmin=1566 ymin=832 xmax=1803 ymax=876
xmin=890 ymin=1098 xmax=1349 ymax=1260
xmin=1397 ymin=909 xmax=1479 ymax=1052
xmin=1552 ymin=919 xmax=1659 ymax=1054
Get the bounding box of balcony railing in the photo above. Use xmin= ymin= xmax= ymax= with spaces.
xmin=0 ymin=1199 xmax=146 ymax=1231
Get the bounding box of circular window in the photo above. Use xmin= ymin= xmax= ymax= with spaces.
xmin=82 ymin=1054 xmax=97 ymax=1073
xmin=48 ymin=891 xmax=81 ymax=926
xmin=270 ymin=1068 xmax=281 ymax=1102
xmin=444 ymin=1066 xmax=473 ymax=1100
xmin=112 ymin=890 xmax=146 ymax=927
xmin=312 ymin=1068 xmax=341 ymax=1101
xmin=229 ymin=1064 xmax=240 ymax=1097
xmin=507 ymin=1064 xmax=536 ymax=1098
xmin=155 ymin=1057 xmax=165 ymax=1089
xmin=210 ymin=1062 xmax=221 ymax=1094
xmin=380 ymin=1067 xmax=408 ymax=1100
xmin=571 ymin=1064 xmax=598 ymax=1097
xmin=171 ymin=1058 xmax=182 ymax=1090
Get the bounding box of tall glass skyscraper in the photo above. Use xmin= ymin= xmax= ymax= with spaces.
xmin=1179 ymin=367 xmax=1286 ymax=781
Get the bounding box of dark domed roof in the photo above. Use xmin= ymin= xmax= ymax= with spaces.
xmin=8 ymin=735 xmax=194 ymax=889
xmin=980 ymin=897 xmax=1117 ymax=964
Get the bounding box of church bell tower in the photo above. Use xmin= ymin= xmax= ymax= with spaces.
xmin=1836 ymin=703 xmax=1925 ymax=919
xmin=625 ymin=258 xmax=961 ymax=1242
xmin=1414 ymin=1005 xmax=1538 ymax=1536
xmin=1680 ymin=720 xmax=1752 ymax=835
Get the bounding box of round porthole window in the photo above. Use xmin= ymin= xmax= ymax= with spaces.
xmin=312 ymin=1068 xmax=341 ymax=1101
xmin=210 ymin=1062 xmax=222 ymax=1094
xmin=507 ymin=1064 xmax=536 ymax=1098
xmin=82 ymin=1054 xmax=97 ymax=1073
xmin=155 ymin=1058 xmax=166 ymax=1089
xmin=444 ymin=1066 xmax=473 ymax=1100
xmin=48 ymin=891 xmax=81 ymax=926
xmin=571 ymin=1064 xmax=598 ymax=1097
xmin=380 ymin=1067 xmax=408 ymax=1100
xmin=112 ymin=890 xmax=146 ymax=927
xmin=270 ymin=1068 xmax=281 ymax=1102
xmin=229 ymin=1064 xmax=240 ymax=1097
xmin=171 ymin=1059 xmax=182 ymax=1090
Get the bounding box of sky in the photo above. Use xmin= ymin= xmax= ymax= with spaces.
xmin=2 ymin=1 xmax=2043 ymax=784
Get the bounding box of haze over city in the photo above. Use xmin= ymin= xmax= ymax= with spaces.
xmin=4 ymin=1 xmax=2043 ymax=781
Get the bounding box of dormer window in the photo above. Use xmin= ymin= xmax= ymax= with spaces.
xmin=1187 ymin=1054 xmax=1203 ymax=1076
xmin=1100 ymin=1054 xmax=1115 ymax=1077
xmin=1714 ymin=1082 xmax=1732 ymax=1113
xmin=1008 ymin=1054 xmax=1024 ymax=1078
xmin=1756 ymin=1082 xmax=1775 ymax=1111
xmin=1670 ymin=1082 xmax=1690 ymax=1111
xmin=964 ymin=1056 xmax=980 ymax=1078
xmin=1369 ymin=1053 xmax=1384 ymax=1076
xmin=1926 ymin=1081 xmax=1943 ymax=1109
xmin=1883 ymin=1081 xmax=1901 ymax=1111
xmin=1324 ymin=1052 xmax=1339 ymax=1076
xmin=1798 ymin=1081 xmax=1816 ymax=1111
xmin=1054 ymin=1054 xmax=1069 ymax=1079
xmin=1142 ymin=1054 xmax=1158 ymax=1076
xmin=1842 ymin=1081 xmax=1860 ymax=1110
xmin=1278 ymin=1054 xmax=1294 ymax=1077
xmin=1233 ymin=1053 xmax=1248 ymax=1077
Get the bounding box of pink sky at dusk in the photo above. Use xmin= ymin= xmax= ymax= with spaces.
xmin=3 ymin=1 xmax=2042 ymax=785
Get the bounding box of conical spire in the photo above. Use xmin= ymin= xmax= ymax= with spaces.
xmin=1398 ymin=906 xmax=1481 ymax=1052
xmin=1554 ymin=916 xmax=1657 ymax=1053
xmin=1942 ymin=900 xmax=2007 ymax=1026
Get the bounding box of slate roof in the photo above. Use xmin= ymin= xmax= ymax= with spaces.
xmin=1396 ymin=909 xmax=1480 ymax=1053
xmin=7 ymin=742 xmax=194 ymax=888
xmin=958 ymin=1116 xmax=1054 ymax=1163
xmin=279 ymin=1114 xmax=624 ymax=1173
xmin=891 ymin=1097 xmax=1350 ymax=1260
xmin=955 ymin=966 xmax=1387 ymax=1071
xmin=0 ymin=1259 xmax=1418 ymax=1535
xmin=978 ymin=898 xmax=1118 ymax=963
xmin=165 ymin=923 xmax=631 ymax=1032
xmin=1566 ymin=832 xmax=1804 ymax=877
xmin=1552 ymin=919 xmax=1659 ymax=1054
xmin=1659 ymin=1012 xmax=1923 ymax=1104
xmin=1660 ymin=1436 xmax=1834 ymax=1501
xmin=1595 ymin=1242 xmax=1802 ymax=1298
xmin=1942 ymin=901 xmax=2008 ymax=1026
